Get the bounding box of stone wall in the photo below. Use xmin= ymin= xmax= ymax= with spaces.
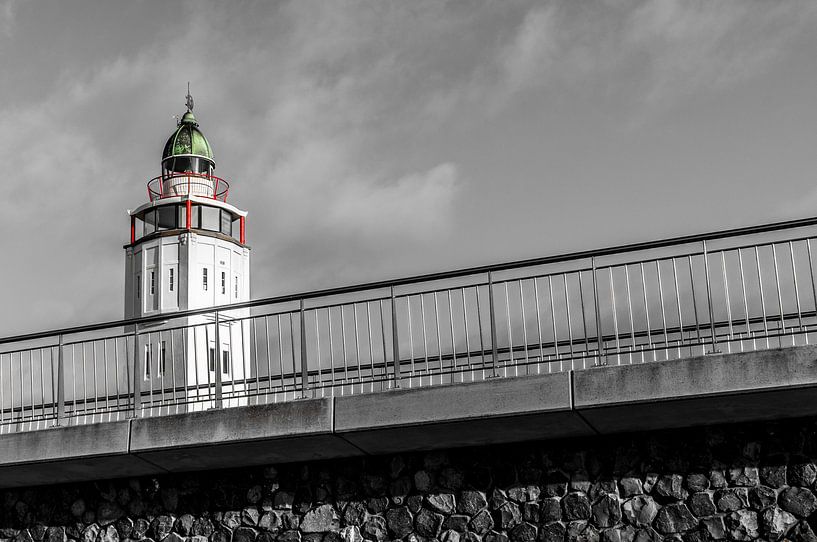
xmin=4 ymin=417 xmax=817 ymax=542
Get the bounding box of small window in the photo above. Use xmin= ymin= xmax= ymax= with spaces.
xmin=150 ymin=271 xmax=155 ymax=295
xmin=222 ymin=350 xmax=230 ymax=375
xmin=191 ymin=205 xmax=201 ymax=229
xmin=144 ymin=345 xmax=152 ymax=379
xmin=203 ymin=268 xmax=208 ymax=291
xmin=160 ymin=341 xmax=167 ymax=374
xmin=177 ymin=205 xmax=187 ymax=229
xmin=169 ymin=268 xmax=175 ymax=292
xmin=136 ymin=274 xmax=141 ymax=299
xmin=221 ymin=271 xmax=226 ymax=295
xmin=208 ymin=347 xmax=216 ymax=372
xmin=234 ymin=276 xmax=239 ymax=299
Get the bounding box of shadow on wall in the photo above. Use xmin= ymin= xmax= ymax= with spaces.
xmin=3 ymin=417 xmax=817 ymax=541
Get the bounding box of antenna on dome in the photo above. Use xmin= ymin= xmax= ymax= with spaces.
xmin=185 ymin=82 xmax=194 ymax=112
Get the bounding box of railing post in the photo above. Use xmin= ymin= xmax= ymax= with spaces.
xmin=54 ymin=334 xmax=65 ymax=426
xmin=214 ymin=311 xmax=223 ymax=408
xmin=391 ymin=286 xmax=401 ymax=389
xmin=702 ymin=240 xmax=720 ymax=354
xmin=488 ymin=271 xmax=499 ymax=378
xmin=300 ymin=300 xmax=310 ymax=397
xmin=592 ymin=257 xmax=605 ymax=366
xmin=132 ymin=329 xmax=141 ymax=418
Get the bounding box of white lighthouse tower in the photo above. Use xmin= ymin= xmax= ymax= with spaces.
xmin=124 ymin=92 xmax=251 ymax=413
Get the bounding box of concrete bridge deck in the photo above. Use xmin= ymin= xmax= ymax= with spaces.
xmin=1 ymin=345 xmax=815 ymax=488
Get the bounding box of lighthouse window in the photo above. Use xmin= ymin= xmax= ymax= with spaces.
xmin=201 ymin=206 xmax=220 ymax=232
xmin=136 ymin=274 xmax=141 ymax=299
xmin=160 ymin=341 xmax=167 ymax=374
xmin=221 ymin=271 xmax=226 ymax=294
xmin=149 ymin=271 xmax=155 ymax=295
xmin=169 ymin=268 xmax=174 ymax=291
xmin=222 ymin=350 xmax=230 ymax=375
xmin=203 ymin=268 xmax=208 ymax=291
xmin=235 ymin=276 xmax=239 ymax=298
xmin=220 ymin=211 xmax=232 ymax=236
xmin=157 ymin=206 xmax=176 ymax=230
xmin=144 ymin=345 xmax=152 ymax=378
xmin=143 ymin=210 xmax=157 ymax=235
xmin=208 ymin=347 xmax=216 ymax=372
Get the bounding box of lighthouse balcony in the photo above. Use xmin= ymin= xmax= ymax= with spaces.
xmin=148 ymin=172 xmax=229 ymax=202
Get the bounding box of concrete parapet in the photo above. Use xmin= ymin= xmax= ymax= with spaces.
xmin=1 ymin=346 xmax=817 ymax=486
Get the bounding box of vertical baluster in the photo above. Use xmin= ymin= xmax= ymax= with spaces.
xmin=353 ymin=303 xmax=361 ymax=389
xmin=475 ymin=286 xmax=486 ymax=380
xmin=407 ymin=295 xmax=416 ymax=386
xmin=462 ymin=288 xmax=472 ymax=377
xmin=790 ymin=241 xmax=804 ymax=344
xmin=608 ymin=267 xmax=619 ymax=364
xmin=300 ymin=301 xmax=309 ymax=398
xmin=519 ymin=281 xmax=528 ymax=373
xmin=671 ymin=258 xmax=684 ymax=358
xmin=640 ymin=263 xmax=653 ymax=362
xmin=132 ymin=330 xmax=141 ymax=417
xmin=391 ymin=288 xmax=400 ymax=389
xmin=265 ymin=316 xmax=272 ymax=393
xmin=624 ymin=266 xmax=636 ymax=364
xmin=214 ymin=312 xmax=223 ymax=407
xmin=379 ymin=300 xmax=388 ymax=388
xmin=421 ymin=294 xmax=430 ymax=383
xmin=656 ymin=261 xmax=668 ymax=359
xmin=738 ymin=249 xmax=750 ymax=352
xmin=703 ymin=241 xmax=718 ymax=352
xmin=578 ymin=271 xmax=590 ymax=369
xmin=755 ymin=246 xmax=769 ymax=349
xmin=434 ymin=292 xmax=444 ymax=382
xmin=340 ymin=308 xmax=348 ymax=389
xmin=548 ymin=276 xmax=559 ymax=371
xmin=772 ymin=244 xmax=786 ymax=347
xmin=449 ymin=290 xmax=459 ymax=380
xmin=488 ymin=272 xmax=499 ymax=378
xmin=807 ymin=239 xmax=817 ymax=345
xmin=533 ymin=278 xmax=544 ymax=373
xmin=592 ymin=257 xmax=603 ymax=366
xmin=315 ymin=309 xmax=322 ymax=393
xmin=564 ymin=274 xmax=575 ymax=368
xmin=328 ymin=308 xmax=336 ymax=392
xmin=720 ymin=252 xmax=733 ymax=353
xmin=366 ymin=302 xmax=375 ymax=390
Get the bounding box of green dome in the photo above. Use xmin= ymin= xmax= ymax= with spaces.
xmin=162 ymin=111 xmax=214 ymax=162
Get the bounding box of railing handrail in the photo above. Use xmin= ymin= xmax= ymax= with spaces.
xmin=2 ymin=214 xmax=817 ymax=347
xmin=146 ymin=172 xmax=230 ymax=202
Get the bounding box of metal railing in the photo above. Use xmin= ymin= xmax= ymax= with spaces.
xmin=4 ymin=216 xmax=817 ymax=433
xmin=147 ymin=172 xmax=230 ymax=202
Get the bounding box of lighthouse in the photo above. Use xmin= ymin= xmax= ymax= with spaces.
xmin=124 ymin=92 xmax=251 ymax=412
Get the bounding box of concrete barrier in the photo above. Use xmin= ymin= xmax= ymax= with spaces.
xmin=0 ymin=346 xmax=816 ymax=486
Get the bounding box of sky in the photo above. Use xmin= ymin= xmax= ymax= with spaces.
xmin=0 ymin=0 xmax=815 ymax=336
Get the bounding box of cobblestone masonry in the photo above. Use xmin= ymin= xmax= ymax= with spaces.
xmin=5 ymin=417 xmax=817 ymax=542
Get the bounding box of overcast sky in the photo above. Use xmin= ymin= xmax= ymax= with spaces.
xmin=0 ymin=0 xmax=815 ymax=336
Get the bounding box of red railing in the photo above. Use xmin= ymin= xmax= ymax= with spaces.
xmin=147 ymin=172 xmax=230 ymax=202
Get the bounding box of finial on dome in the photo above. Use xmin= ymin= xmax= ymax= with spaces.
xmin=185 ymin=82 xmax=194 ymax=112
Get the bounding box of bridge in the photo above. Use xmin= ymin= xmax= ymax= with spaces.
xmin=4 ymin=216 xmax=817 ymax=487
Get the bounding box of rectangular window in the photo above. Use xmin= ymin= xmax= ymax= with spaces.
xmin=201 ymin=206 xmax=220 ymax=232
xmin=222 ymin=350 xmax=230 ymax=375
xmin=157 ymin=205 xmax=176 ymax=230
xmin=177 ymin=205 xmax=187 ymax=229
xmin=136 ymin=274 xmax=141 ymax=299
xmin=208 ymin=347 xmax=216 ymax=372
xmin=234 ymin=276 xmax=239 ymax=298
xmin=160 ymin=341 xmax=167 ymax=374
xmin=144 ymin=345 xmax=152 ymax=379
xmin=221 ymin=271 xmax=226 ymax=294
xmin=220 ymin=210 xmax=232 ymax=236
xmin=150 ymin=271 xmax=155 ymax=295
xmin=143 ymin=210 xmax=157 ymax=235
xmin=203 ymin=268 xmax=208 ymax=291
xmin=169 ymin=268 xmax=174 ymax=292
xmin=191 ymin=205 xmax=201 ymax=229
